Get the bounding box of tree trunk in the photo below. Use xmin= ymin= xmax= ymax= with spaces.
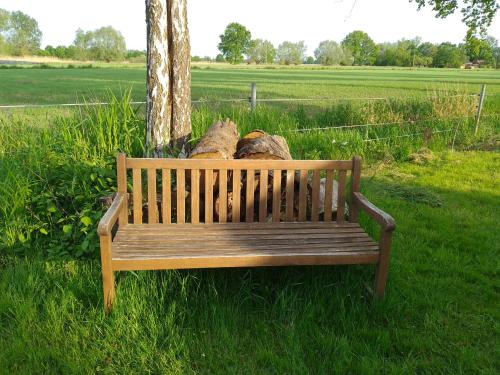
xmin=146 ymin=0 xmax=171 ymax=156
xmin=146 ymin=0 xmax=191 ymax=156
xmin=169 ymin=0 xmax=191 ymax=154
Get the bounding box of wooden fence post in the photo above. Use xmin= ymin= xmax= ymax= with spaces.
xmin=475 ymin=84 xmax=486 ymax=135
xmin=250 ymin=82 xmax=257 ymax=111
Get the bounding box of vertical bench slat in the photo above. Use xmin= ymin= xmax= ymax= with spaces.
xmin=232 ymin=169 xmax=241 ymax=223
xmin=311 ymin=170 xmax=321 ymax=222
xmin=162 ymin=169 xmax=171 ymax=224
xmin=324 ymin=170 xmax=334 ymax=222
xmin=350 ymin=156 xmax=361 ymax=223
xmin=147 ymin=169 xmax=157 ymax=224
xmin=176 ymin=169 xmax=185 ymax=224
xmin=298 ymin=169 xmax=308 ymax=221
xmin=191 ymin=169 xmax=199 ymax=224
xmin=205 ymin=169 xmax=213 ymax=223
xmin=117 ymin=154 xmax=128 ymax=225
xmin=272 ymin=169 xmax=281 ymax=222
xmin=286 ymin=170 xmax=295 ymax=222
xmin=259 ymin=170 xmax=268 ymax=223
xmin=246 ymin=170 xmax=255 ymax=223
xmin=336 ymin=170 xmax=346 ymax=223
xmin=132 ymin=168 xmax=142 ymax=224
xmin=219 ymin=169 xmax=228 ymax=223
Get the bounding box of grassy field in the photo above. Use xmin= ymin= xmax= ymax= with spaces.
xmin=1 ymin=151 xmax=498 ymax=374
xmin=0 ymin=64 xmax=499 ymax=106
xmin=0 ymin=65 xmax=499 ymax=373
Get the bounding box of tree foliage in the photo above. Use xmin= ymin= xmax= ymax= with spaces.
xmin=72 ymin=27 xmax=126 ymax=62
xmin=411 ymin=0 xmax=498 ymax=36
xmin=247 ymin=39 xmax=275 ymax=64
xmin=276 ymin=41 xmax=307 ymax=65
xmin=0 ymin=9 xmax=42 ymax=56
xmin=314 ymin=40 xmax=351 ymax=65
xmin=465 ymin=36 xmax=494 ymax=63
xmin=218 ymin=23 xmax=251 ymax=64
xmin=341 ymin=31 xmax=378 ymax=65
xmin=432 ymin=42 xmax=466 ymax=68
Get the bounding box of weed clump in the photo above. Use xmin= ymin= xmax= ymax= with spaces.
xmin=408 ymin=148 xmax=435 ymax=165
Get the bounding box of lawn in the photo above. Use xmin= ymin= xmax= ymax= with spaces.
xmin=0 ymin=65 xmax=499 ymax=373
xmin=1 ymin=151 xmax=498 ymax=374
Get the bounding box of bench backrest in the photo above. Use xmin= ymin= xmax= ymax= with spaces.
xmin=117 ymin=154 xmax=362 ymax=225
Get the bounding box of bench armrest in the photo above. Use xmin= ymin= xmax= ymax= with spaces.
xmin=352 ymin=192 xmax=396 ymax=232
xmin=98 ymin=193 xmax=126 ymax=236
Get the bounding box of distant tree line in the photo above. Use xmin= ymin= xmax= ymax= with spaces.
xmin=216 ymin=23 xmax=500 ymax=68
xmin=0 ymin=8 xmax=144 ymax=62
xmin=1 ymin=8 xmax=498 ymax=68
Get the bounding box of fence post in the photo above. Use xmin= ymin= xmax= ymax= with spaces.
xmin=250 ymin=82 xmax=257 ymax=111
xmin=475 ymin=84 xmax=486 ymax=135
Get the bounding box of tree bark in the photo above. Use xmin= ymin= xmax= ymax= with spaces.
xmin=146 ymin=0 xmax=191 ymax=156
xmin=169 ymin=0 xmax=191 ymax=154
xmin=146 ymin=0 xmax=171 ymax=156
xmin=236 ymin=133 xmax=292 ymax=160
xmin=189 ymin=119 xmax=239 ymax=159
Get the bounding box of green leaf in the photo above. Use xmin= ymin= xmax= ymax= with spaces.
xmin=80 ymin=216 xmax=92 ymax=226
xmin=40 ymin=228 xmax=48 ymax=235
xmin=47 ymin=206 xmax=57 ymax=213
xmin=18 ymin=233 xmax=26 ymax=243
xmin=63 ymin=224 xmax=73 ymax=234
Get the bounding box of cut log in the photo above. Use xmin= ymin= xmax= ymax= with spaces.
xmin=189 ymin=119 xmax=239 ymax=159
xmin=236 ymin=134 xmax=292 ymax=160
xmin=236 ymin=129 xmax=267 ymax=150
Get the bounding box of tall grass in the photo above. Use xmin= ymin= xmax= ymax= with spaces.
xmin=0 ymin=91 xmax=497 ymax=257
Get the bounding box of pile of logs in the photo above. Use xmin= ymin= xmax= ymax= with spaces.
xmin=187 ymin=119 xmax=343 ymax=222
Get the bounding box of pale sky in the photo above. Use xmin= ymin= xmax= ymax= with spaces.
xmin=1 ymin=0 xmax=499 ymax=56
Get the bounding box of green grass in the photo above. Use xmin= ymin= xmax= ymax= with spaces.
xmin=0 ymin=66 xmax=499 ymax=373
xmin=0 ymin=65 xmax=499 ymax=106
xmin=1 ymin=151 xmax=498 ymax=374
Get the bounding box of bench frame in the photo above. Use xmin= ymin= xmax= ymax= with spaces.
xmin=98 ymin=154 xmax=395 ymax=311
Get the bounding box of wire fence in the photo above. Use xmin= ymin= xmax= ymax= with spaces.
xmin=0 ymin=92 xmax=484 ymax=109
xmin=0 ymin=83 xmax=496 ymax=145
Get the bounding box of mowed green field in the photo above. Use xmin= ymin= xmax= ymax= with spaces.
xmin=1 ymin=65 xmax=499 ymax=106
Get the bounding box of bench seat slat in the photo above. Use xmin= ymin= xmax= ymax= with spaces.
xmin=111 ymin=223 xmax=379 ymax=270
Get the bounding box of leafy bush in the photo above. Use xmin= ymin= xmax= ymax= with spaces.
xmin=0 ymin=92 xmax=144 ymax=258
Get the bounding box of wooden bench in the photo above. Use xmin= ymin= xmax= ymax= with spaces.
xmin=98 ymin=154 xmax=395 ymax=311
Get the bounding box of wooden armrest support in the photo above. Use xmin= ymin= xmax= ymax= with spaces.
xmin=353 ymin=192 xmax=396 ymax=232
xmin=98 ymin=193 xmax=126 ymax=236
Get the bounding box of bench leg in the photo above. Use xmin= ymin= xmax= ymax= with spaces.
xmin=374 ymin=230 xmax=393 ymax=299
xmin=374 ymin=260 xmax=389 ymax=298
xmin=100 ymin=235 xmax=115 ymax=312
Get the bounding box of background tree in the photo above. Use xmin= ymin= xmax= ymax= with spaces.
xmin=4 ymin=10 xmax=42 ymax=56
xmin=73 ymin=28 xmax=93 ymax=60
xmin=465 ymin=36 xmax=494 ymax=64
xmin=215 ymin=53 xmax=225 ymax=62
xmin=276 ymin=41 xmax=306 ymax=65
xmin=218 ymin=23 xmax=251 ymax=64
xmin=485 ymin=36 xmax=500 ymax=68
xmin=432 ymin=43 xmax=466 ymax=68
xmin=314 ymin=40 xmax=348 ymax=65
xmin=411 ymin=0 xmax=498 ymax=36
xmin=341 ymin=30 xmax=378 ymax=65
xmin=88 ymin=26 xmax=126 ymax=62
xmin=247 ymin=39 xmax=275 ymax=64
xmin=418 ymin=42 xmax=438 ymax=66
xmin=0 ymin=9 xmax=8 ymax=54
xmin=304 ymin=56 xmax=315 ymax=64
